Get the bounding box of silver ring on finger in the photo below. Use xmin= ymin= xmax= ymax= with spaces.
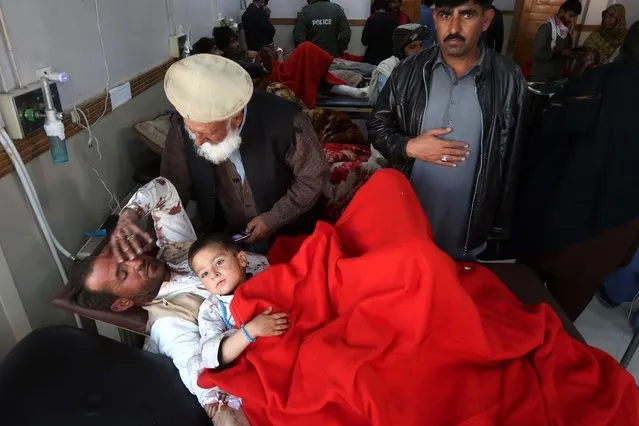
xmin=125 ymin=234 xmax=135 ymax=241
xmin=441 ymin=155 xmax=449 ymax=163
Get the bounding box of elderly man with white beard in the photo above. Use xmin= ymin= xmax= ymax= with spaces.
xmin=160 ymin=54 xmax=330 ymax=251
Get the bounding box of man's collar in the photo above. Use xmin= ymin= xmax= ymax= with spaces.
xmin=239 ymin=105 xmax=248 ymax=134
xmin=217 ymin=294 xmax=234 ymax=303
xmin=435 ymin=46 xmax=486 ymax=75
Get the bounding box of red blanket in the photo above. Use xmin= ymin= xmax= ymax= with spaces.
xmin=199 ymin=170 xmax=638 ymax=426
xmin=270 ymin=41 xmax=345 ymax=109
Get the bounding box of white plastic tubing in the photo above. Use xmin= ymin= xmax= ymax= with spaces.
xmin=0 ymin=129 xmax=74 ymax=281
xmin=0 ymin=6 xmax=23 ymax=88
xmin=0 ymin=129 xmax=83 ymax=327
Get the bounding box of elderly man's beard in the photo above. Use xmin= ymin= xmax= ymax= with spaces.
xmin=187 ymin=125 xmax=242 ymax=165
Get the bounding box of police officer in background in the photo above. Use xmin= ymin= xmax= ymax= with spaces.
xmin=294 ymin=0 xmax=352 ymax=57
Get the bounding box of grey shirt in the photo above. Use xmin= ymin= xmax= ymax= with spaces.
xmin=531 ymin=22 xmax=573 ymax=82
xmin=411 ymin=52 xmax=484 ymax=260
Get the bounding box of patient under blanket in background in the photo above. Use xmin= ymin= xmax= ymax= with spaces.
xmin=268 ymin=41 xmax=345 ymax=109
xmin=199 ymin=170 xmax=638 ymax=426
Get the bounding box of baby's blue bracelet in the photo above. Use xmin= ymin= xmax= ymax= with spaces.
xmin=241 ymin=324 xmax=256 ymax=343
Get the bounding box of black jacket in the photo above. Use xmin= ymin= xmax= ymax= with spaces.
xmin=368 ymin=46 xmax=527 ymax=251
xmin=512 ymin=58 xmax=639 ymax=257
xmin=362 ymin=12 xmax=396 ymax=65
xmin=484 ymin=6 xmax=504 ymax=52
xmin=293 ymin=0 xmax=351 ymax=57
xmin=242 ymin=3 xmax=276 ymax=51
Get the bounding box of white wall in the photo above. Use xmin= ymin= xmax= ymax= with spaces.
xmin=584 ymin=0 xmax=613 ymax=25
xmin=614 ymin=0 xmax=639 ymax=25
xmin=0 ymin=0 xmax=217 ymax=106
xmin=218 ymin=0 xmax=244 ymax=21
xmin=269 ymin=0 xmax=305 ymax=18
xmin=170 ymin=0 xmax=219 ymax=41
xmin=269 ymin=0 xmax=370 ymax=19
xmin=0 ymin=242 xmax=29 ymax=360
xmin=0 ymin=306 xmax=14 ymax=360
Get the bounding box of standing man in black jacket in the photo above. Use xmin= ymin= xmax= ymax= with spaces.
xmin=362 ymin=0 xmax=397 ymax=65
xmin=294 ymin=0 xmax=351 ymax=57
xmin=368 ymin=0 xmax=526 ymax=260
xmin=242 ymin=0 xmax=276 ymax=51
xmin=483 ymin=3 xmax=504 ymax=52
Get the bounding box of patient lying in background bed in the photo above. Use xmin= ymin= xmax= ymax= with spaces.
xmin=208 ymin=27 xmax=368 ymax=109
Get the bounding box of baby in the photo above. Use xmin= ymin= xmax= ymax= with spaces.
xmin=187 ymin=233 xmax=289 ymax=408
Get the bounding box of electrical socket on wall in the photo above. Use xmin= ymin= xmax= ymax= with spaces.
xmin=70 ymin=110 xmax=81 ymax=124
xmin=35 ymin=66 xmax=52 ymax=80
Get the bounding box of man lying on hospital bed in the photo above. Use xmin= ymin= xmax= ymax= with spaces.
xmin=68 ymin=52 xmax=335 ymax=425
xmin=69 ymin=176 xmax=260 ymax=425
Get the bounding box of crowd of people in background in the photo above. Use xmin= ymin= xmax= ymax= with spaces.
xmin=192 ymin=0 xmax=514 ymax=109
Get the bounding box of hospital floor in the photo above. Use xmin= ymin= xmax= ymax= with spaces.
xmin=576 ymin=298 xmax=639 ymax=382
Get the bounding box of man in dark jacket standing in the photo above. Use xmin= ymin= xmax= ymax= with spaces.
xmin=294 ymin=0 xmax=351 ymax=57
xmin=362 ymin=0 xmax=397 ymax=65
xmin=368 ymin=0 xmax=526 ymax=260
xmin=483 ymin=3 xmax=504 ymax=52
xmin=242 ymin=0 xmax=276 ymax=51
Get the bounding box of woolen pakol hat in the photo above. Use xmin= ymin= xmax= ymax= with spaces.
xmin=164 ymin=54 xmax=253 ymax=123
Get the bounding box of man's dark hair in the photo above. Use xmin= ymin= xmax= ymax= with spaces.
xmin=373 ymin=0 xmax=390 ymax=11
xmin=622 ymin=21 xmax=639 ymax=62
xmin=188 ymin=233 xmax=241 ymax=270
xmin=423 ymin=0 xmax=434 ymax=6
xmin=68 ymin=257 xmax=118 ymax=311
xmin=433 ymin=0 xmax=492 ymax=10
xmin=192 ymin=37 xmax=215 ymax=55
xmin=559 ymin=0 xmax=582 ymax=15
xmin=213 ymin=26 xmax=237 ymax=52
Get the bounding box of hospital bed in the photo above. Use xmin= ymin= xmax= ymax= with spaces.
xmin=53 ymin=262 xmax=586 ymax=342
xmin=50 ymin=211 xmax=585 ymax=342
xmin=315 ymin=95 xmax=373 ymax=119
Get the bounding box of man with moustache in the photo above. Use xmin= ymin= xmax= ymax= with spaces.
xmin=368 ymin=0 xmax=526 ymax=260
xmin=160 ymin=54 xmax=329 ymax=250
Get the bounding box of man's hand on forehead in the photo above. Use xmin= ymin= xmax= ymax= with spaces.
xmin=110 ymin=208 xmax=154 ymax=263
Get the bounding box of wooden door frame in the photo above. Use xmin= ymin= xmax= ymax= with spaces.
xmin=507 ymin=0 xmax=527 ymax=54
xmin=574 ymin=0 xmax=592 ymax=44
